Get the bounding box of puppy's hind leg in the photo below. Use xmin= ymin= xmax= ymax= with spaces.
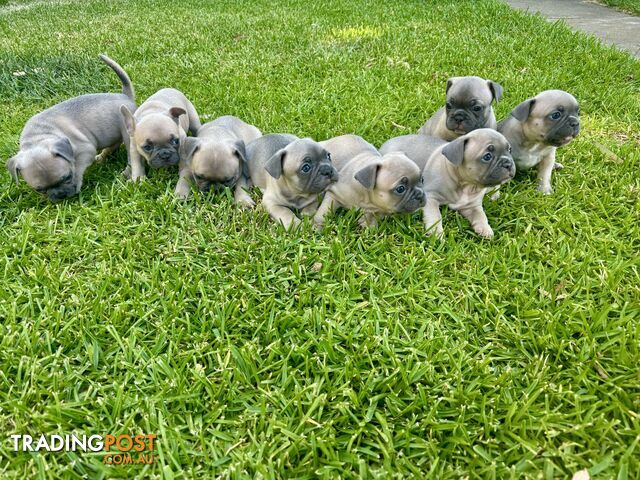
xmin=95 ymin=143 xmax=120 ymax=162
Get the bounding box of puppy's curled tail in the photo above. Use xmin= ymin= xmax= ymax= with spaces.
xmin=99 ymin=54 xmax=135 ymax=101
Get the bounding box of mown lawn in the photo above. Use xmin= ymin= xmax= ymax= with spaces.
xmin=0 ymin=0 xmax=639 ymax=478
xmin=599 ymin=0 xmax=640 ymax=16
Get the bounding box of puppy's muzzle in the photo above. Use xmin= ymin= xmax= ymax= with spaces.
xmin=150 ymin=148 xmax=180 ymax=168
xmin=47 ymin=185 xmax=77 ymax=202
xmin=319 ymin=164 xmax=338 ymax=183
xmin=398 ymin=187 xmax=426 ymax=212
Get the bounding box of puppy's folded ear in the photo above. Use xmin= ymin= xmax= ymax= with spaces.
xmin=169 ymin=107 xmax=187 ymax=126
xmin=51 ymin=137 xmax=74 ymax=162
xmin=182 ymin=137 xmax=200 ymax=161
xmin=6 ymin=155 xmax=21 ymax=184
xmin=487 ymin=80 xmax=503 ymax=103
xmin=511 ymin=99 xmax=536 ymax=122
xmin=233 ymin=141 xmax=250 ymax=178
xmin=354 ymin=163 xmax=380 ymax=190
xmin=120 ymin=105 xmax=136 ymax=136
xmin=441 ymin=137 xmax=467 ymax=166
xmin=265 ymin=148 xmax=286 ymax=179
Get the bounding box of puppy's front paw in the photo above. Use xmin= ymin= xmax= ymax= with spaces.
xmin=474 ymin=224 xmax=494 ymax=239
xmin=358 ymin=213 xmax=378 ymax=228
xmin=490 ymin=189 xmax=501 ymax=201
xmin=537 ymin=184 xmax=553 ymax=195
xmin=282 ymin=217 xmax=301 ymax=231
xmin=235 ymin=193 xmax=256 ymax=209
xmin=121 ymin=166 xmax=132 ymax=179
xmin=424 ymin=224 xmax=444 ymax=239
xmin=553 ymin=162 xmax=564 ymax=171
xmin=130 ymin=174 xmax=147 ymax=183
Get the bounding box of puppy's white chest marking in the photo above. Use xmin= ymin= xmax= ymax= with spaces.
xmin=448 ymin=186 xmax=485 ymax=211
xmin=515 ymin=144 xmax=552 ymax=170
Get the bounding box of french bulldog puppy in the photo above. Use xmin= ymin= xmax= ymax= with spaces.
xmin=120 ymin=88 xmax=201 ymax=181
xmin=498 ymin=90 xmax=580 ymax=194
xmin=313 ymin=134 xmax=426 ymax=229
xmin=418 ymin=76 xmax=503 ymax=141
xmin=402 ymin=128 xmax=515 ymax=238
xmin=380 ymin=134 xmax=446 ymax=171
xmin=6 ymin=55 xmax=136 ymax=201
xmin=245 ymin=134 xmax=338 ymax=230
xmin=176 ymin=115 xmax=261 ymax=204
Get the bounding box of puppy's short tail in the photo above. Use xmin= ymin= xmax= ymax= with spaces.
xmin=99 ymin=54 xmax=135 ymax=101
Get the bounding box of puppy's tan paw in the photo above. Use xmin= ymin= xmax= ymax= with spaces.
xmin=537 ymin=184 xmax=553 ymax=195
xmin=474 ymin=225 xmax=494 ymax=239
xmin=553 ymin=162 xmax=564 ymax=171
xmin=490 ymin=190 xmax=501 ymax=201
xmin=235 ymin=195 xmax=256 ymax=209
xmin=282 ymin=217 xmax=301 ymax=231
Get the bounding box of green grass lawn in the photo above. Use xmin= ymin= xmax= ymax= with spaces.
xmin=599 ymin=0 xmax=640 ymax=16
xmin=1 ymin=0 xmax=639 ymax=478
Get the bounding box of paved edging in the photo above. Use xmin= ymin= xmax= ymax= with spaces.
xmin=503 ymin=0 xmax=640 ymax=58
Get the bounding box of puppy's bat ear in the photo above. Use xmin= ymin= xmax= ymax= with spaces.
xmin=264 ymin=148 xmax=285 ymax=179
xmin=511 ymin=99 xmax=536 ymax=122
xmin=182 ymin=137 xmax=200 ymax=160
xmin=51 ymin=137 xmax=74 ymax=162
xmin=233 ymin=141 xmax=250 ymax=178
xmin=120 ymin=105 xmax=136 ymax=136
xmin=445 ymin=77 xmax=460 ymax=95
xmin=487 ymin=80 xmax=503 ymax=103
xmin=441 ymin=137 xmax=466 ymax=166
xmin=169 ymin=107 xmax=187 ymax=126
xmin=354 ymin=163 xmax=380 ymax=190
xmin=6 ymin=155 xmax=21 ymax=184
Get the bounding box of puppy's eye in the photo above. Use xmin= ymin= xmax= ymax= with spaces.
xmin=300 ymin=163 xmax=311 ymax=174
xmin=61 ymin=173 xmax=72 ymax=183
xmin=473 ymin=105 xmax=483 ymax=112
xmin=170 ymin=138 xmax=180 ymax=147
xmin=445 ymin=102 xmax=452 ymax=110
xmin=394 ymin=185 xmax=406 ymax=194
xmin=143 ymin=144 xmax=153 ymax=153
xmin=482 ymin=153 xmax=492 ymax=162
xmin=550 ymin=111 xmax=562 ymax=120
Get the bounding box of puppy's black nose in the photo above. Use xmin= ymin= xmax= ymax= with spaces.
xmin=319 ymin=165 xmax=337 ymax=178
xmin=453 ymin=112 xmax=465 ymax=122
xmin=569 ymin=117 xmax=579 ymax=128
xmin=500 ymin=157 xmax=514 ymax=170
xmin=415 ymin=188 xmax=425 ymax=201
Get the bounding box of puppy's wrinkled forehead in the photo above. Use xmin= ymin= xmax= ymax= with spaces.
xmin=19 ymin=149 xmax=72 ymax=187
xmin=377 ymin=153 xmax=421 ymax=187
xmin=137 ymin=116 xmax=180 ymax=143
xmin=533 ymin=90 xmax=579 ymax=114
xmin=448 ymin=77 xmax=493 ymax=104
xmin=286 ymin=139 xmax=327 ymax=162
xmin=466 ymin=129 xmax=510 ymax=153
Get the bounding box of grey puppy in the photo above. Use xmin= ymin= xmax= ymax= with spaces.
xmin=418 ymin=76 xmax=503 ymax=141
xmin=245 ymin=134 xmax=338 ymax=230
xmin=384 ymin=129 xmax=515 ymax=238
xmin=498 ymin=89 xmax=580 ymax=194
xmin=176 ymin=115 xmax=261 ymax=204
xmin=313 ymin=134 xmax=426 ymax=229
xmin=120 ymin=88 xmax=201 ymax=181
xmin=6 ymin=54 xmax=136 ymax=202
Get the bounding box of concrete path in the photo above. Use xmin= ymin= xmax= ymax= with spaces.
xmin=503 ymin=0 xmax=640 ymax=58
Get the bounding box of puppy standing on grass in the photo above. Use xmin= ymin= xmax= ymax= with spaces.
xmin=418 ymin=76 xmax=503 ymax=141
xmin=381 ymin=129 xmax=515 ymax=238
xmin=244 ymin=134 xmax=338 ymax=230
xmin=313 ymin=134 xmax=426 ymax=229
xmin=120 ymin=88 xmax=201 ymax=181
xmin=6 ymin=55 xmax=136 ymax=202
xmin=498 ymin=90 xmax=580 ymax=194
xmin=176 ymin=115 xmax=261 ymax=204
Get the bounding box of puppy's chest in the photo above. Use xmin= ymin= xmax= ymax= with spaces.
xmin=280 ymin=191 xmax=315 ymax=209
xmin=447 ymin=186 xmax=485 ymax=211
xmin=514 ymin=144 xmax=553 ymax=169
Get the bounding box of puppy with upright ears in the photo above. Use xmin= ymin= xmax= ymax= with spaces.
xmin=385 ymin=129 xmax=515 ymax=238
xmin=6 ymin=54 xmax=136 ymax=202
xmin=245 ymin=134 xmax=338 ymax=230
xmin=313 ymin=134 xmax=426 ymax=229
xmin=176 ymin=115 xmax=261 ymax=204
xmin=498 ymin=90 xmax=580 ymax=194
xmin=120 ymin=88 xmax=201 ymax=181
xmin=418 ymin=76 xmax=503 ymax=141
